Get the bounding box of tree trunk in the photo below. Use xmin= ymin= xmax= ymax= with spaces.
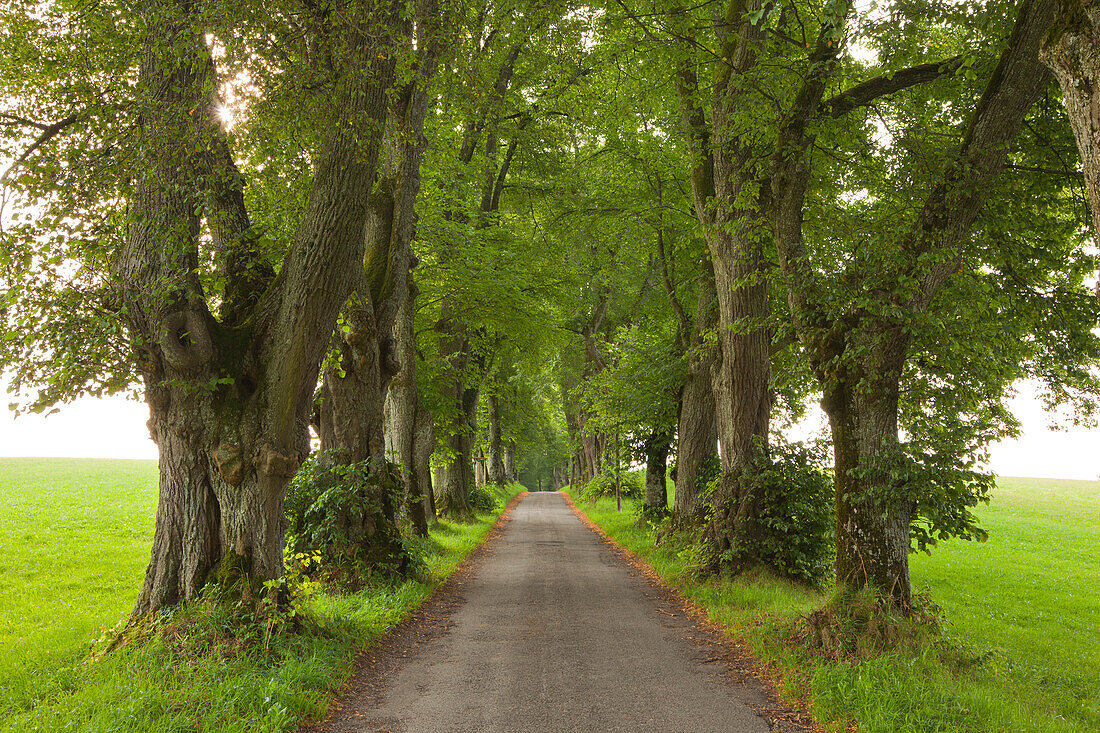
xmin=385 ymin=278 xmax=427 ymax=535
xmin=821 ymin=334 xmax=912 ymax=606
xmin=672 ymin=275 xmax=719 ymax=525
xmin=431 ymin=463 xmax=446 ymax=514
xmin=642 ymin=430 xmax=671 ymax=520
xmin=413 ymin=400 xmax=436 ymax=523
xmin=674 ymin=6 xmax=775 ymax=568
xmin=487 ymin=393 xmax=507 ymax=485
xmin=700 ymin=225 xmax=772 ymax=565
xmin=317 ymin=292 xmax=409 ymax=570
xmin=437 ymin=298 xmax=480 ymax=519
xmin=505 ymin=440 xmax=517 ymax=482
xmin=439 ymin=388 xmax=478 ymax=517
xmin=128 ymin=0 xmax=402 ymax=616
xmin=475 ymin=448 xmax=487 ymax=487
xmin=1043 ymin=4 xmax=1100 ymax=266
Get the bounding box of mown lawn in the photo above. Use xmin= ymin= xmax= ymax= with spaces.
xmin=0 ymin=458 xmax=519 ymax=731
xmin=0 ymin=458 xmax=159 ymax=717
xmin=569 ymin=476 xmax=1100 ymax=733
xmin=909 ymin=477 xmax=1100 ymax=729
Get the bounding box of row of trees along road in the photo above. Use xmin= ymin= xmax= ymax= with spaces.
xmin=3 ymin=0 xmax=1100 ymax=618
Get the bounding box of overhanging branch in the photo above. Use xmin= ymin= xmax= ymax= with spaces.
xmin=823 ymin=56 xmax=964 ymax=119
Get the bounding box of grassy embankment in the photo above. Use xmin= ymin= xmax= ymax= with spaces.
xmin=568 ymin=477 xmax=1099 ymax=733
xmin=0 ymin=458 xmax=521 ymax=732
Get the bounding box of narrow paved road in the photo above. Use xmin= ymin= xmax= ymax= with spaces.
xmin=322 ymin=492 xmax=780 ymax=732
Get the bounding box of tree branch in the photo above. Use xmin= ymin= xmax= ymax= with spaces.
xmin=823 ymin=56 xmax=964 ymax=119
xmin=0 ymin=114 xmax=78 ymax=184
xmin=0 ymin=112 xmax=51 ymax=130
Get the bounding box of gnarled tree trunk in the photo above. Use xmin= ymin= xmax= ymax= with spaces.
xmin=642 ymin=430 xmax=671 ymax=520
xmin=487 ymin=392 xmax=507 ymax=485
xmin=129 ymin=0 xmax=402 ymax=616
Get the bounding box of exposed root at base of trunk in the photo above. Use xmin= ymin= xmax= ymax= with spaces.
xmin=797 ymin=588 xmax=942 ymax=661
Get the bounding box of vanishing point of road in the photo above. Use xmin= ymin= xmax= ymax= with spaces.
xmin=316 ymin=491 xmax=802 ymax=733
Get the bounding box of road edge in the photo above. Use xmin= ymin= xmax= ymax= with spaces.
xmin=303 ymin=490 xmax=530 ymax=732
xmin=560 ymin=491 xmax=823 ymax=733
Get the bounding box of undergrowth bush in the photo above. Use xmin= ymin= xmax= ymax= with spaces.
xmin=285 ymin=452 xmax=420 ymax=586
xmin=468 ymin=482 xmax=504 ymax=512
xmin=693 ymin=439 xmax=834 ymax=586
xmin=580 ymin=471 xmax=643 ymax=503
xmin=748 ymin=439 xmax=835 ymax=585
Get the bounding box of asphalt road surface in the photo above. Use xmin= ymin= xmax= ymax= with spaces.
xmin=318 ymin=492 xmax=788 ymax=733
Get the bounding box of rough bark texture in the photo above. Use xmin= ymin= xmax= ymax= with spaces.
xmin=487 ymin=392 xmax=507 ymax=485
xmin=771 ymin=0 xmax=1056 ymax=605
xmin=128 ymin=0 xmax=402 ymax=616
xmin=821 ymin=336 xmax=912 ymax=604
xmin=1043 ymin=1 xmax=1100 ymax=274
xmin=386 ymin=279 xmax=427 ymax=535
xmin=642 ymin=431 xmax=671 ymax=520
xmin=413 ymin=400 xmax=436 ymax=522
xmin=672 ymin=273 xmax=719 ymax=525
xmin=674 ymin=0 xmax=775 ymax=564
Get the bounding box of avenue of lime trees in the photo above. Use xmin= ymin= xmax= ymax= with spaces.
xmin=2 ymin=0 xmax=1100 ymax=626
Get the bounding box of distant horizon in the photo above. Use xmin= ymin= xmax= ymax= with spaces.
xmin=2 ymin=380 xmax=1098 ymax=481
xmin=0 ymin=455 xmax=1094 ymax=486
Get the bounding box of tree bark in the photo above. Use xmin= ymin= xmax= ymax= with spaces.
xmin=385 ymin=278 xmax=427 ymax=535
xmin=1043 ymin=2 xmax=1100 ymax=276
xmin=413 ymin=399 xmax=437 ymax=523
xmin=642 ymin=430 xmax=671 ymax=520
xmin=672 ymin=273 xmax=719 ymax=524
xmin=128 ymin=0 xmax=402 ymax=616
xmin=487 ymin=392 xmax=507 ymax=485
xmin=822 ymin=332 xmax=913 ymax=605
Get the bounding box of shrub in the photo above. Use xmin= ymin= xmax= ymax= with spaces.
xmin=285 ymin=452 xmax=420 ymax=584
xmin=693 ymin=439 xmax=834 ymax=586
xmin=468 ymin=482 xmax=504 ymax=512
xmin=742 ymin=439 xmax=835 ymax=585
xmin=580 ymin=471 xmax=643 ymax=503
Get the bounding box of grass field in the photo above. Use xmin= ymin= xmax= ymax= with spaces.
xmin=0 ymin=458 xmax=158 ymax=717
xmin=908 ymin=477 xmax=1100 ymax=729
xmin=569 ymin=476 xmax=1100 ymax=733
xmin=0 ymin=458 xmax=519 ymax=731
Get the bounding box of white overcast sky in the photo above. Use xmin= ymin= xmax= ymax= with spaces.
xmin=0 ymin=380 xmax=1098 ymax=480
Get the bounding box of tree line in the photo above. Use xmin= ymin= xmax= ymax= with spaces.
xmin=2 ymin=0 xmax=1100 ymax=619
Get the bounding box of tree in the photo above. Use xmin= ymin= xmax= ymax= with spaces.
xmin=1 ymin=0 xmax=412 ymax=615
xmin=1042 ymin=3 xmax=1100 ymax=262
xmin=768 ymin=0 xmax=1100 ymax=605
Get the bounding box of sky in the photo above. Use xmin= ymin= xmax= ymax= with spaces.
xmin=1 ymin=380 xmax=1098 ymax=480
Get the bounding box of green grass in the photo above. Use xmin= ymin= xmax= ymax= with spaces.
xmin=0 ymin=458 xmax=521 ymax=731
xmin=909 ymin=477 xmax=1100 ymax=730
xmin=567 ymin=477 xmax=1100 ymax=733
